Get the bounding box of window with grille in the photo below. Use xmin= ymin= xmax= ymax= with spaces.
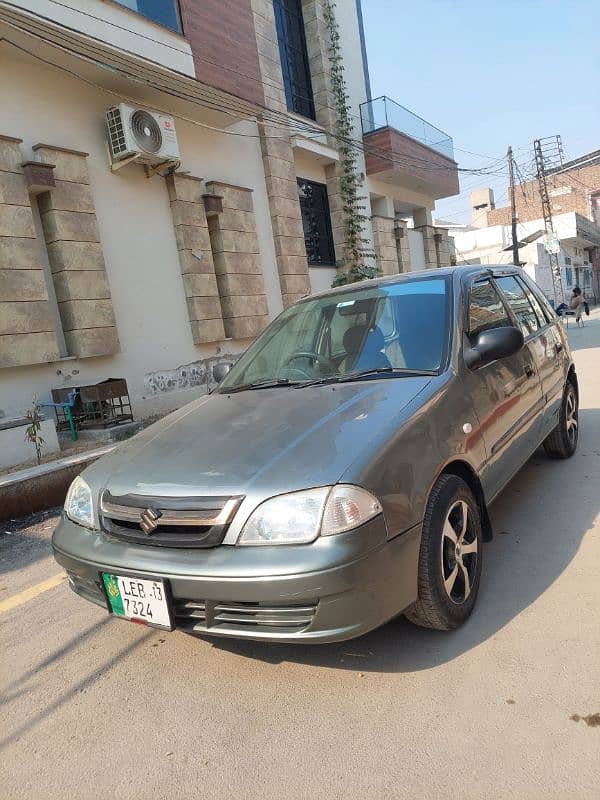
xmin=114 ymin=1 xmax=182 ymax=33
xmin=297 ymin=178 xmax=336 ymax=266
xmin=273 ymin=0 xmax=316 ymax=119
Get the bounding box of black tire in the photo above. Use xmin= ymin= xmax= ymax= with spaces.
xmin=543 ymin=380 xmax=578 ymax=459
xmin=405 ymin=474 xmax=483 ymax=631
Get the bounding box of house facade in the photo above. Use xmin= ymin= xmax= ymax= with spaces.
xmin=0 ymin=0 xmax=459 ymax=424
xmin=459 ymin=150 xmax=600 ymax=302
xmin=451 ymin=208 xmax=600 ymax=303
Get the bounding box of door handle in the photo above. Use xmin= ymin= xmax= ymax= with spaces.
xmin=524 ymin=365 xmax=535 ymax=379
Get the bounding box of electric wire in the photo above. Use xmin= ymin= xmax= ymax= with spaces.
xmin=0 ymin=1 xmax=516 ymax=179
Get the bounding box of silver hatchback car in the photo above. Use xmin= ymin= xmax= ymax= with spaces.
xmin=53 ymin=266 xmax=578 ymax=642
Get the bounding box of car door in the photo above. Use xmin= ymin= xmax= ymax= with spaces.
xmin=461 ymin=277 xmax=544 ymax=500
xmin=519 ymin=274 xmax=569 ymax=435
xmin=495 ymin=274 xmax=563 ymax=439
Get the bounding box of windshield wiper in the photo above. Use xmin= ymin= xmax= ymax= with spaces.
xmin=221 ymin=378 xmax=300 ymax=394
xmin=295 ymin=367 xmax=436 ymax=388
xmin=337 ymin=367 xmax=437 ymax=382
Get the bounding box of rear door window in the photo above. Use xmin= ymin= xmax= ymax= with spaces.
xmin=495 ymin=275 xmax=540 ymax=338
xmin=517 ymin=277 xmax=548 ymax=328
xmin=521 ymin=275 xmax=556 ymax=323
xmin=468 ymin=280 xmax=512 ymax=343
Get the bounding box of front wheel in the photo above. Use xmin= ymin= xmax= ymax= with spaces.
xmin=543 ymin=380 xmax=578 ymax=459
xmin=405 ymin=474 xmax=483 ymax=631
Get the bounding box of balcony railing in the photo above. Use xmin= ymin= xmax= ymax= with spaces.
xmin=360 ymin=96 xmax=454 ymax=161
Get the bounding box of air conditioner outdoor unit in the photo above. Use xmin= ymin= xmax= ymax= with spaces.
xmin=106 ymin=103 xmax=180 ymax=166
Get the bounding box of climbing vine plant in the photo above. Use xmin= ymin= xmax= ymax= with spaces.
xmin=323 ymin=0 xmax=379 ymax=286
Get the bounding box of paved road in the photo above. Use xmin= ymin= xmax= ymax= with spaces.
xmin=2 ymin=315 xmax=599 ymax=800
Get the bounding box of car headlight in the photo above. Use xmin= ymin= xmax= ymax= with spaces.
xmin=64 ymin=476 xmax=94 ymax=529
xmin=237 ymin=485 xmax=382 ymax=545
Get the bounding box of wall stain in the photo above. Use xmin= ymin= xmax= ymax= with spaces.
xmin=570 ymin=713 xmax=600 ymax=728
xmin=144 ymin=355 xmax=236 ymax=395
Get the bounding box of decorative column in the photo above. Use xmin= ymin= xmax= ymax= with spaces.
xmin=205 ymin=181 xmax=269 ymax=339
xmin=371 ymin=215 xmax=399 ymax=275
xmin=434 ymin=228 xmax=452 ymax=268
xmin=34 ymin=144 xmax=119 ymax=358
xmin=394 ymin=221 xmax=411 ymax=273
xmin=0 ymin=135 xmax=60 ymax=368
xmin=165 ymin=173 xmax=225 ymax=345
xmin=414 ymin=224 xmax=439 ymax=269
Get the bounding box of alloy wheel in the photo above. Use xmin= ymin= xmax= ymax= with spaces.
xmin=565 ymin=387 xmax=578 ymax=447
xmin=441 ymin=500 xmax=478 ymax=604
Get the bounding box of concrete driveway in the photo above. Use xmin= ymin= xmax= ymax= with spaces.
xmin=1 ymin=314 xmax=599 ymax=800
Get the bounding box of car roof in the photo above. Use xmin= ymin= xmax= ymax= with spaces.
xmin=307 ymin=265 xmax=526 ymax=301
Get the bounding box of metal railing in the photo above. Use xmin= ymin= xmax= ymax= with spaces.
xmin=360 ymin=96 xmax=454 ymax=161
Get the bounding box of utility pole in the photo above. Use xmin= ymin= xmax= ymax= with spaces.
xmin=534 ymin=136 xmax=565 ymax=305
xmin=507 ymin=146 xmax=520 ymax=266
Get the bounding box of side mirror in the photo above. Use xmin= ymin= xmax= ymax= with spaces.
xmin=464 ymin=326 xmax=524 ymax=370
xmin=212 ymin=362 xmax=233 ymax=383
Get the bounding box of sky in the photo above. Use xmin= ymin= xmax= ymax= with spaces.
xmin=361 ymin=0 xmax=600 ymax=224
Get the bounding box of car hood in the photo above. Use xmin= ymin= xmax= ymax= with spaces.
xmin=85 ymin=378 xmax=431 ymax=498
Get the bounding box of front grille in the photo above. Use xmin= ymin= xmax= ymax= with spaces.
xmin=173 ymin=598 xmax=318 ymax=634
xmin=68 ymin=573 xmax=106 ymax=607
xmin=99 ymin=491 xmax=243 ymax=548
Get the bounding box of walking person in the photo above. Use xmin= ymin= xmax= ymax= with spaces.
xmin=570 ymin=286 xmax=586 ymax=327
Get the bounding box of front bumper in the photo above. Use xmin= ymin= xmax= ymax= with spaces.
xmin=52 ymin=515 xmax=421 ymax=643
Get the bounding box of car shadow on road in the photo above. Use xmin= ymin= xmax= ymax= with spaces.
xmin=205 ymin=407 xmax=600 ymax=674
xmin=0 ymin=623 xmax=153 ymax=752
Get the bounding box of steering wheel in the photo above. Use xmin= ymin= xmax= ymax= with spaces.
xmin=282 ymin=351 xmax=338 ymax=377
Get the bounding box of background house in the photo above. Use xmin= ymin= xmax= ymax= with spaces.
xmin=0 ymin=0 xmax=459 ymax=428
xmin=450 ymin=150 xmax=600 ymax=303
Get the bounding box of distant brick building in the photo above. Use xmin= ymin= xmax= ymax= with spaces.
xmin=461 ymin=150 xmax=600 ymax=302
xmin=481 ymin=150 xmax=600 ymax=228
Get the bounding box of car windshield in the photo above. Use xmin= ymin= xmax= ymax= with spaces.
xmin=219 ymin=276 xmax=450 ymax=391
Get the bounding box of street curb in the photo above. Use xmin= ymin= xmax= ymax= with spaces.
xmin=0 ymin=445 xmax=115 ymax=522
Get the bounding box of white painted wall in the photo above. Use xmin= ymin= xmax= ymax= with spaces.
xmin=309 ymin=267 xmax=336 ymax=294
xmin=7 ymin=0 xmax=195 ymax=75
xmin=0 ymin=49 xmax=282 ymax=422
xmin=294 ymin=151 xmax=328 ymax=184
xmin=0 ymin=418 xmax=59 ymax=468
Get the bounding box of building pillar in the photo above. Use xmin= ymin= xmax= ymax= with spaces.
xmin=205 ymin=181 xmax=270 ymax=339
xmin=34 ymin=143 xmax=120 ymax=358
xmin=394 ymin=220 xmax=411 ymax=273
xmin=413 ymin=207 xmax=433 ymax=227
xmin=371 ymin=215 xmax=399 ymax=275
xmin=0 ymin=135 xmax=61 ymax=368
xmin=414 ymin=224 xmax=438 ymax=268
xmin=434 ymin=228 xmax=452 ymax=268
xmin=165 ymin=173 xmax=225 ymax=345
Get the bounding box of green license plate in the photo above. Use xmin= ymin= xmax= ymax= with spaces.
xmin=102 ymin=573 xmax=173 ymax=630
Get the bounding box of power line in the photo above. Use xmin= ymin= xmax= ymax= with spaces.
xmin=1 ymin=0 xmax=516 ymax=171
xmin=2 ymin=26 xmax=512 ymax=183
xmin=0 ymin=1 xmax=521 ymax=181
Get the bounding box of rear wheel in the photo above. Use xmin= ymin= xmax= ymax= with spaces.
xmin=405 ymin=474 xmax=483 ymax=631
xmin=543 ymin=380 xmax=578 ymax=459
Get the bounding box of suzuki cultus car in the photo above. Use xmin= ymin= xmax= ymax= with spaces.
xmin=53 ymin=266 xmax=578 ymax=642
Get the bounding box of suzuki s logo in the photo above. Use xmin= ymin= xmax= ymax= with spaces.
xmin=140 ymin=508 xmax=162 ymax=535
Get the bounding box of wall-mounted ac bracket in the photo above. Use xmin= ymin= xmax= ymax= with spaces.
xmin=110 ymin=152 xmax=142 ymax=172
xmin=144 ymin=159 xmax=181 ymax=179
